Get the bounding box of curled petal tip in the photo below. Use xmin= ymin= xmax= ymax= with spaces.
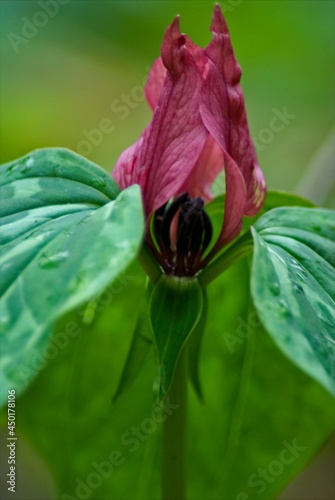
xmin=211 ymin=4 xmax=229 ymax=35
xmin=162 ymin=14 xmax=187 ymax=75
xmin=169 ymin=15 xmax=181 ymax=39
xmin=163 ymin=15 xmax=182 ymax=51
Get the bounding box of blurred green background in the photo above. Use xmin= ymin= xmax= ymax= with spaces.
xmin=1 ymin=0 xmax=334 ymax=198
xmin=0 ymin=1 xmax=334 ymax=499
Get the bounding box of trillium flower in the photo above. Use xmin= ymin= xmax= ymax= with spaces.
xmin=113 ymin=4 xmax=266 ymax=276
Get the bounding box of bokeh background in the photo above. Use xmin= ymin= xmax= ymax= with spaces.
xmin=1 ymin=0 xmax=334 ymax=201
xmin=0 ymin=1 xmax=334 ymax=499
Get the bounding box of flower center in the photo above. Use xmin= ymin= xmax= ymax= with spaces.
xmin=151 ymin=193 xmax=213 ymax=276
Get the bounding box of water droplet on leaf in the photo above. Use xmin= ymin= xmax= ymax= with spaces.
xmin=92 ymin=178 xmax=107 ymax=189
xmin=53 ymin=164 xmax=62 ymax=176
xmin=277 ymin=299 xmax=291 ymax=318
xmin=21 ymin=158 xmax=34 ymax=174
xmin=6 ymin=165 xmax=15 ymax=177
xmin=312 ymin=224 xmax=321 ymax=233
xmin=64 ymin=227 xmax=74 ymax=237
xmin=0 ymin=314 xmax=10 ymax=328
xmin=68 ymin=272 xmax=89 ymax=292
xmin=269 ymin=282 xmax=280 ymax=296
xmin=39 ymin=250 xmax=69 ymax=269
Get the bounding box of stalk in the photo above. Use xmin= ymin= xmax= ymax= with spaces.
xmin=138 ymin=243 xmax=161 ymax=284
xmin=161 ymin=349 xmax=187 ymax=500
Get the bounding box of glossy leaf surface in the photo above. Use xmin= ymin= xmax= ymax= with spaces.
xmin=0 ymin=149 xmax=144 ymax=404
xmin=251 ymin=207 xmax=335 ymax=396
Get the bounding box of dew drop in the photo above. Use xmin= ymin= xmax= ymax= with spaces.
xmin=0 ymin=314 xmax=10 ymax=328
xmin=68 ymin=272 xmax=88 ymax=292
xmin=269 ymin=282 xmax=280 ymax=296
xmin=92 ymin=178 xmax=107 ymax=189
xmin=312 ymin=224 xmax=321 ymax=233
xmin=54 ymin=164 xmax=62 ymax=176
xmin=291 ymin=260 xmax=303 ymax=271
xmin=292 ymin=281 xmax=302 ymax=292
xmin=277 ymin=299 xmax=291 ymax=318
xmin=6 ymin=165 xmax=15 ymax=177
xmin=295 ymin=272 xmax=306 ymax=281
xmin=21 ymin=158 xmax=34 ymax=174
xmin=63 ymin=227 xmax=74 ymax=237
xmin=39 ymin=251 xmax=69 ymax=269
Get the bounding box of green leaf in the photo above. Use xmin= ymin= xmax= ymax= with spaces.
xmin=112 ymin=281 xmax=153 ymax=403
xmin=149 ymin=275 xmax=203 ymax=400
xmin=0 ymin=147 xmax=120 ymax=218
xmin=187 ymin=289 xmax=208 ymax=401
xmin=262 ymin=190 xmax=315 ymax=209
xmin=0 ymin=148 xmax=144 ymax=405
xmin=251 ymin=206 xmax=335 ymax=396
xmin=204 ymin=194 xmax=225 ymax=248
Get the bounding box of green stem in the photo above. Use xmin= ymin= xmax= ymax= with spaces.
xmin=162 ymin=348 xmax=187 ymax=500
xmin=138 ymin=243 xmax=161 ymax=284
xmin=199 ymin=231 xmax=254 ymax=287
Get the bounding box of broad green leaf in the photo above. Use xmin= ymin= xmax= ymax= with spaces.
xmin=0 ymin=148 xmax=144 ymax=405
xmin=251 ymin=207 xmax=335 ymax=396
xmin=0 ymin=147 xmax=120 ymax=218
xmin=149 ymin=275 xmax=203 ymax=400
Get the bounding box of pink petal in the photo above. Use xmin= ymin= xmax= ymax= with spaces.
xmin=205 ymin=6 xmax=266 ymax=209
xmin=220 ymin=153 xmax=247 ymax=244
xmin=200 ymin=60 xmax=247 ymax=244
xmin=184 ymin=36 xmax=209 ymax=78
xmin=145 ymin=34 xmax=208 ymax=111
xmin=113 ymin=17 xmax=208 ymax=217
xmin=112 ymin=136 xmax=144 ymax=190
xmin=145 ymin=58 xmax=167 ymax=112
xmin=199 ymin=5 xmax=266 ymax=242
xmin=179 ymin=134 xmax=224 ymax=201
xmin=144 ymin=36 xmax=209 ymax=112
